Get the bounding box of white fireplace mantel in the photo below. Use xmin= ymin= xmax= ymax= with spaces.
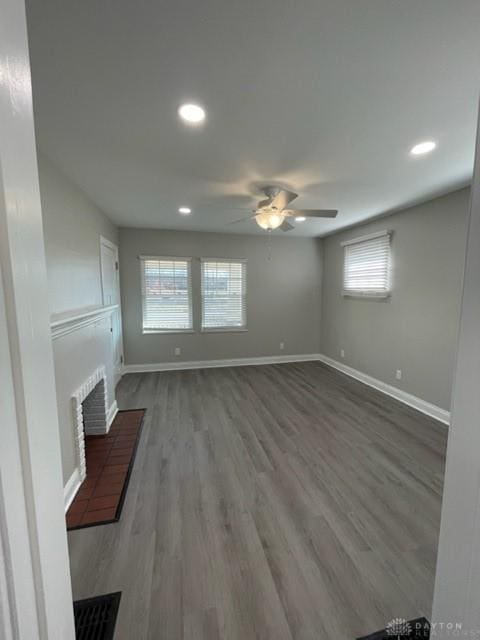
xmin=50 ymin=304 xmax=118 ymax=340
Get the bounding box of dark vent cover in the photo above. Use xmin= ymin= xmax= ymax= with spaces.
xmin=74 ymin=592 xmax=121 ymax=640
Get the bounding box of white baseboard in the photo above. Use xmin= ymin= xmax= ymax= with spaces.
xmin=317 ymin=354 xmax=450 ymax=426
xmin=107 ymin=400 xmax=118 ymax=431
xmin=122 ymin=352 xmax=450 ymax=426
xmin=63 ymin=468 xmax=82 ymax=512
xmin=123 ymin=353 xmax=322 ymax=374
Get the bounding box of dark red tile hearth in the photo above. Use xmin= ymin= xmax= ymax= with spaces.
xmin=92 ymin=482 xmax=124 ymax=498
xmin=66 ymin=409 xmax=145 ymax=530
xmin=88 ymin=494 xmax=119 ymax=511
xmin=102 ymin=463 xmax=129 ymax=475
xmin=108 ymin=454 xmax=131 ymax=465
xmin=68 ymin=499 xmax=89 ymax=516
xmin=66 ymin=512 xmax=82 ymax=529
xmin=80 ymin=507 xmax=117 ymax=525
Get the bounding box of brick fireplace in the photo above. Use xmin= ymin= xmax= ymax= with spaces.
xmin=72 ymin=366 xmax=110 ymax=482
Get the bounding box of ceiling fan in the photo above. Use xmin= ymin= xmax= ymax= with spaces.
xmin=228 ymin=187 xmax=338 ymax=232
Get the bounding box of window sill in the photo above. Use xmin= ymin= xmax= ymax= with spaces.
xmin=142 ymin=329 xmax=195 ymax=335
xmin=201 ymin=327 xmax=248 ymax=333
xmin=342 ymin=291 xmax=390 ymax=300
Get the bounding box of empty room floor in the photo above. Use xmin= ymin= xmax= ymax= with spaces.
xmin=68 ymin=362 xmax=447 ymax=640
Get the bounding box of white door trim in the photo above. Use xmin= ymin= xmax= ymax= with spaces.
xmin=100 ymin=236 xmax=124 ymax=385
xmin=0 ymin=0 xmax=75 ymax=636
xmin=432 ymin=100 xmax=480 ymax=636
xmin=0 ymin=275 xmax=35 ymax=640
xmin=99 ymin=234 xmax=118 ymax=253
xmin=100 ymin=235 xmax=119 ymax=306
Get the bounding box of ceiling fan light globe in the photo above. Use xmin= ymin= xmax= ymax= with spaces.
xmin=255 ymin=211 xmax=285 ymax=230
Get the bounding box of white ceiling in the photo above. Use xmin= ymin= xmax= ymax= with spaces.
xmin=26 ymin=0 xmax=480 ymax=237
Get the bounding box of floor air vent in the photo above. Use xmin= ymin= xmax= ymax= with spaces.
xmin=74 ymin=592 xmax=121 ymax=640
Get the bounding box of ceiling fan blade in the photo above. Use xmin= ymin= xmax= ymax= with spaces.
xmin=286 ymin=209 xmax=338 ymax=218
xmin=279 ymin=220 xmax=294 ymax=232
xmin=269 ymin=189 xmax=298 ymax=211
xmin=226 ymin=214 xmax=255 ymax=225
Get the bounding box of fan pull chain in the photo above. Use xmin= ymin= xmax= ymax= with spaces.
xmin=266 ymin=229 xmax=272 ymax=261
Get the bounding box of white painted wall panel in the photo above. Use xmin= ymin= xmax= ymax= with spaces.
xmin=52 ymin=316 xmax=116 ymax=484
xmin=37 ymin=154 xmax=119 ymax=487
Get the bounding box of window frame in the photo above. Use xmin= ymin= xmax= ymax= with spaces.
xmin=200 ymin=257 xmax=248 ymax=332
xmin=341 ymin=230 xmax=392 ymax=299
xmin=139 ymin=255 xmax=194 ymax=334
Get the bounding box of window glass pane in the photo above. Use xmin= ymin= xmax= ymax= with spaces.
xmin=141 ymin=258 xmax=192 ymax=331
xmin=201 ymin=260 xmax=246 ymax=329
xmin=343 ymin=234 xmax=391 ymax=295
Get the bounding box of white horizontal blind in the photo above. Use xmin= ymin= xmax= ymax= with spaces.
xmin=201 ymin=259 xmax=247 ymax=329
xmin=343 ymin=232 xmax=391 ymax=296
xmin=140 ymin=257 xmax=192 ymax=331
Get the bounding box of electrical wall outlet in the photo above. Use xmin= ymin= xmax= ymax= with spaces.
xmin=174 ymin=347 xmax=181 ymax=356
xmin=340 ymin=349 xmax=345 ymax=359
xmin=280 ymin=342 xmax=285 ymax=351
xmin=396 ymin=369 xmax=402 ymax=380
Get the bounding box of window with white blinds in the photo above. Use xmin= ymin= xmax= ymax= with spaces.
xmin=342 ymin=231 xmax=391 ymax=297
xmin=201 ymin=259 xmax=247 ymax=330
xmin=140 ymin=256 xmax=192 ymax=332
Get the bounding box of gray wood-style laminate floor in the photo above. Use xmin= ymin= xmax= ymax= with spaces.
xmin=68 ymin=362 xmax=447 ymax=639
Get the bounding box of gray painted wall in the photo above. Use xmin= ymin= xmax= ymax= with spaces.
xmin=119 ymin=228 xmax=322 ymax=364
xmin=39 ymin=153 xmax=118 ymax=316
xmin=38 ymin=154 xmax=119 ymax=485
xmin=320 ymin=188 xmax=469 ymax=411
xmin=38 ymin=155 xmax=470 ymax=484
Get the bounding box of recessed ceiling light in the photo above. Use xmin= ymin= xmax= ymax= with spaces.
xmin=295 ymin=216 xmax=306 ymax=222
xmin=410 ymin=141 xmax=436 ymax=156
xmin=178 ymin=103 xmax=206 ymax=124
xmin=178 ymin=207 xmax=191 ymax=215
